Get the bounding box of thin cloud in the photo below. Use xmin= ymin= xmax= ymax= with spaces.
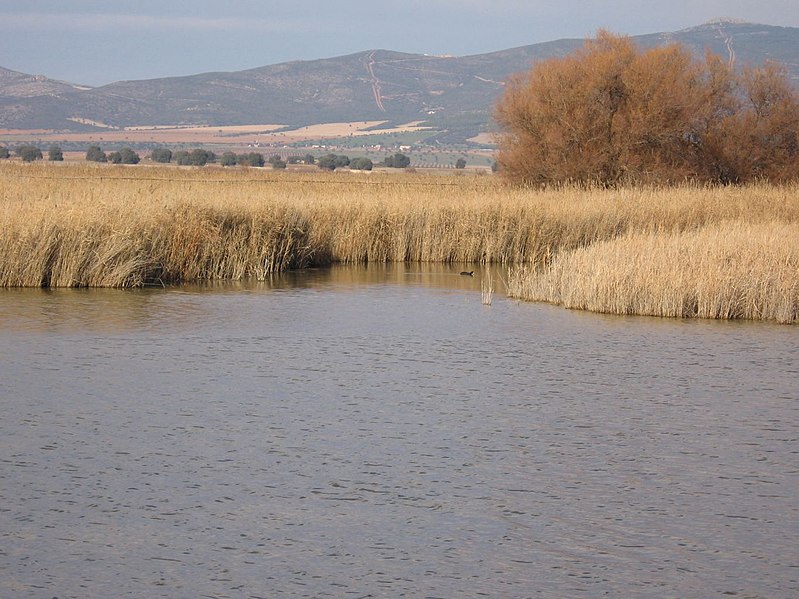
xmin=0 ymin=12 xmax=318 ymax=33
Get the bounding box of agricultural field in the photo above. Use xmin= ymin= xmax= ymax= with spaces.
xmin=0 ymin=120 xmax=437 ymax=148
xmin=1 ymin=162 xmax=797 ymax=322
xmin=0 ymin=120 xmax=494 ymax=168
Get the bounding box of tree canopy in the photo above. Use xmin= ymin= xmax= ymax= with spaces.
xmin=383 ymin=153 xmax=410 ymax=168
xmin=495 ymin=31 xmax=799 ymax=185
xmin=48 ymin=146 xmax=64 ymax=161
xmin=86 ymin=146 xmax=107 ymax=163
xmin=174 ymin=149 xmax=216 ymax=166
xmin=317 ymin=154 xmax=350 ymax=171
xmin=17 ymin=145 xmax=43 ymax=162
xmin=150 ymin=148 xmax=172 ymax=163
xmin=220 ymin=151 xmax=238 ymax=167
xmin=108 ymin=148 xmax=140 ymax=165
xmin=239 ymin=152 xmax=265 ymax=167
xmin=350 ymin=157 xmax=373 ymax=171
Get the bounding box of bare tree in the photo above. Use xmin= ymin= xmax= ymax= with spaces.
xmin=495 ymin=31 xmax=799 ymax=185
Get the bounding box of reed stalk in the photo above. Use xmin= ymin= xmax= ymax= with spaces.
xmin=481 ymin=271 xmax=494 ymax=306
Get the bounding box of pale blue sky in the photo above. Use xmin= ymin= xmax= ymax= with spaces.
xmin=2 ymin=0 xmax=797 ymax=86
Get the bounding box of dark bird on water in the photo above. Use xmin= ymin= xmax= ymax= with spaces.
xmin=460 ymin=271 xmax=474 ymax=276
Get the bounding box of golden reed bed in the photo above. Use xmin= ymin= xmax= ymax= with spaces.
xmin=1 ymin=162 xmax=797 ymax=322
xmin=507 ymin=222 xmax=799 ymax=323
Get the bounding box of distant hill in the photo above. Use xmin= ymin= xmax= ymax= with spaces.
xmin=1 ymin=20 xmax=797 ymax=144
xmin=0 ymin=67 xmax=89 ymax=98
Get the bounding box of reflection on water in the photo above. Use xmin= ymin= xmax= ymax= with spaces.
xmin=1 ymin=265 xmax=797 ymax=598
xmin=0 ymin=264 xmax=501 ymax=335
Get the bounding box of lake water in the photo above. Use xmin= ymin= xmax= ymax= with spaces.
xmin=1 ymin=265 xmax=797 ymax=598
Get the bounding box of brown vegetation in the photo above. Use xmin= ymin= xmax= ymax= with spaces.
xmin=507 ymin=222 xmax=799 ymax=323
xmin=495 ymin=31 xmax=799 ymax=185
xmin=1 ymin=163 xmax=797 ymax=322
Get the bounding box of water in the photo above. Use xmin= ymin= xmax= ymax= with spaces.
xmin=1 ymin=265 xmax=797 ymax=598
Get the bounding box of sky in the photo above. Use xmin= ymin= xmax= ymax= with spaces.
xmin=2 ymin=0 xmax=798 ymax=87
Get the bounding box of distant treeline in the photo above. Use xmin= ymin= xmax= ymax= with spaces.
xmin=0 ymin=145 xmax=63 ymax=162
xmin=0 ymin=143 xmax=418 ymax=171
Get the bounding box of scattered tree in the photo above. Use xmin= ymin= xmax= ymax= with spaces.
xmin=17 ymin=145 xmax=43 ymax=162
xmin=174 ymin=148 xmax=216 ymax=166
xmin=303 ymin=154 xmax=316 ymax=165
xmin=48 ymin=145 xmax=64 ymax=161
xmin=317 ymin=153 xmax=350 ymax=171
xmin=455 ymin=158 xmax=467 ymax=169
xmin=271 ymin=158 xmax=287 ymax=169
xmin=495 ymin=30 xmax=799 ymax=185
xmin=86 ymin=146 xmax=107 ymax=162
xmin=317 ymin=155 xmax=337 ymax=170
xmin=350 ymin=157 xmax=373 ymax=171
xmin=0 ymin=146 xmax=9 ymax=159
xmin=194 ymin=149 xmax=216 ymax=165
xmin=150 ymin=148 xmax=172 ymax=163
xmin=238 ymin=152 xmax=265 ymax=167
xmin=383 ymin=153 xmax=410 ymax=168
xmin=108 ymin=147 xmax=139 ymax=164
xmin=220 ymin=151 xmax=238 ymax=167
xmin=123 ymin=148 xmax=140 ymax=164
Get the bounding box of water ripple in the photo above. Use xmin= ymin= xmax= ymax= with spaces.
xmin=1 ymin=266 xmax=797 ymax=598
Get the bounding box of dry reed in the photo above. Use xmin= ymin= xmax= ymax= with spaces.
xmin=507 ymin=221 xmax=799 ymax=323
xmin=2 ymin=163 xmax=798 ymax=322
xmin=481 ymin=271 xmax=494 ymax=305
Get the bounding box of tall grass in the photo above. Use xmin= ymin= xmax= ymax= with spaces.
xmin=507 ymin=222 xmax=799 ymax=323
xmin=2 ymin=163 xmax=798 ymax=321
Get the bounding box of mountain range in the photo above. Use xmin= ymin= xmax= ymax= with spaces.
xmin=1 ymin=20 xmax=798 ymax=144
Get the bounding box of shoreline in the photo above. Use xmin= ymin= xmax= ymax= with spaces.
xmin=2 ymin=162 xmax=797 ymax=323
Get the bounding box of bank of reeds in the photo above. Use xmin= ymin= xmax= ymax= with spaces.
xmin=1 ymin=163 xmax=798 ymax=321
xmin=507 ymin=222 xmax=799 ymax=323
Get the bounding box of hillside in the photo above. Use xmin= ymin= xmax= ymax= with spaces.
xmin=1 ymin=20 xmax=797 ymax=143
